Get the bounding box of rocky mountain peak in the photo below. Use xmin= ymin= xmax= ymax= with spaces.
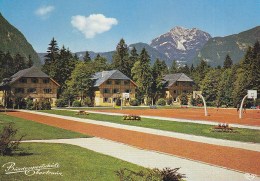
xmin=150 ymin=26 xmax=211 ymax=65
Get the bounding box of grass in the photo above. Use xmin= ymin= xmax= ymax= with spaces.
xmin=0 ymin=113 xmax=89 ymax=140
xmin=0 ymin=143 xmax=144 ymax=181
xmin=40 ymin=110 xmax=260 ymax=143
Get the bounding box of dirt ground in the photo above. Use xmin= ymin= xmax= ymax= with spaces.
xmin=6 ymin=111 xmax=260 ymax=175
xmin=96 ymin=108 xmax=260 ymax=126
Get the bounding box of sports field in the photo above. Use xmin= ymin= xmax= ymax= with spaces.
xmin=95 ymin=107 xmax=260 ymax=126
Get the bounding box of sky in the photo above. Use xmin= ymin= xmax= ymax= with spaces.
xmin=0 ymin=0 xmax=259 ymax=53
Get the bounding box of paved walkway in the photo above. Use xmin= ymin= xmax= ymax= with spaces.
xmin=21 ymin=110 xmax=260 ymax=152
xmin=7 ymin=111 xmax=260 ymax=175
xmin=55 ymin=108 xmax=260 ymax=130
xmin=23 ymin=138 xmax=260 ymax=181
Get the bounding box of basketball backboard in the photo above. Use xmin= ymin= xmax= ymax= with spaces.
xmin=248 ymin=90 xmax=257 ymax=100
xmin=193 ymin=91 xmax=202 ymax=99
xmin=122 ymin=93 xmax=130 ymax=99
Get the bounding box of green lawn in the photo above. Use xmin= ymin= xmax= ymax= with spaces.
xmin=0 ymin=113 xmax=88 ymax=140
xmin=40 ymin=110 xmax=260 ymax=143
xmin=0 ymin=143 xmax=144 ymax=181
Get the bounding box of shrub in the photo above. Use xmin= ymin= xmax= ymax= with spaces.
xmin=156 ymin=98 xmax=166 ymax=106
xmin=83 ymin=97 xmax=92 ymax=107
xmin=39 ymin=100 xmax=51 ymax=110
xmin=166 ymin=98 xmax=173 ymax=105
xmin=179 ymin=94 xmax=188 ymax=105
xmin=26 ymin=99 xmax=34 ymax=110
xmin=0 ymin=123 xmax=25 ymax=156
xmin=72 ymin=100 xmax=81 ymax=107
xmin=129 ymin=99 xmax=140 ymax=106
xmin=55 ymin=99 xmax=67 ymax=107
xmin=115 ymin=98 xmax=121 ymax=106
xmin=115 ymin=167 xmax=185 ymax=181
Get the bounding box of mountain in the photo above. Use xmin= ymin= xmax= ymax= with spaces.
xmin=39 ymin=43 xmax=171 ymax=66
xmin=150 ymin=26 xmax=211 ymax=66
xmin=0 ymin=13 xmax=41 ymax=66
xmin=193 ymin=26 xmax=260 ymax=67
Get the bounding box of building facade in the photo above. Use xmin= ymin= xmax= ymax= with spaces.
xmin=92 ymin=70 xmax=137 ymax=106
xmin=163 ymin=73 xmax=194 ymax=103
xmin=0 ymin=66 xmax=60 ymax=107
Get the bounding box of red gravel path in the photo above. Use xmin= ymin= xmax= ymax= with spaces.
xmin=97 ymin=108 xmax=260 ymax=126
xmin=6 ymin=111 xmax=260 ymax=175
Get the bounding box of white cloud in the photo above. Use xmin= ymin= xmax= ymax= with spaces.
xmin=35 ymin=5 xmax=55 ymax=17
xmin=71 ymin=14 xmax=118 ymax=38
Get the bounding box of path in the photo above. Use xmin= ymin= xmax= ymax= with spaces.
xmin=24 ymin=138 xmax=260 ymax=181
xmin=6 ymin=111 xmax=260 ymax=175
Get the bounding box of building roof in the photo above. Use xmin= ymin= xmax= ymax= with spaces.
xmin=163 ymin=73 xmax=194 ymax=88
xmin=92 ymin=70 xmax=133 ymax=87
xmin=0 ymin=66 xmax=59 ymax=88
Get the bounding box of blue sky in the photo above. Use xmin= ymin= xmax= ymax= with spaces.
xmin=0 ymin=0 xmax=259 ymax=53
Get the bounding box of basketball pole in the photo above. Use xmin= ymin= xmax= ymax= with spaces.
xmin=197 ymin=94 xmax=208 ymax=116
xmin=239 ymin=95 xmax=248 ymax=119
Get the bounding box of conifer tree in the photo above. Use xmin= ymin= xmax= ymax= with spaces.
xmin=131 ymin=48 xmax=153 ymax=104
xmin=112 ymin=39 xmax=130 ymax=77
xmin=42 ymin=38 xmax=59 ymax=77
xmin=129 ymin=46 xmax=139 ymax=77
xmin=27 ymin=55 xmax=34 ymax=67
xmin=93 ymin=54 xmax=109 ymax=72
xmin=223 ymin=54 xmax=233 ymax=69
xmin=83 ymin=51 xmax=91 ymax=63
xmin=169 ymin=60 xmax=178 ymax=73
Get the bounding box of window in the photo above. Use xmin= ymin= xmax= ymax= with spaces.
xmin=43 ymin=88 xmax=52 ymax=93
xmin=27 ymin=88 xmax=37 ymax=93
xmin=103 ymin=88 xmax=110 ymax=94
xmin=125 ymin=89 xmax=130 ymax=93
xmin=31 ymin=78 xmax=38 ymax=83
xmin=190 ymin=82 xmax=193 ymax=87
xmin=113 ymin=88 xmax=119 ymax=94
xmin=15 ymin=88 xmax=24 ymax=93
xmin=175 ymin=82 xmax=178 ymax=86
xmin=19 ymin=78 xmax=27 ymax=83
xmin=115 ymin=80 xmax=121 ymax=85
xmin=106 ymin=80 xmax=112 ymax=85
xmin=124 ymin=80 xmax=130 ymax=85
xmin=43 ymin=79 xmax=50 ymax=84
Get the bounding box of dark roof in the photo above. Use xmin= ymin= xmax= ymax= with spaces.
xmin=163 ymin=73 xmax=194 ymax=88
xmin=9 ymin=66 xmax=49 ymax=84
xmin=0 ymin=66 xmax=52 ymax=88
xmin=92 ymin=70 xmax=131 ymax=87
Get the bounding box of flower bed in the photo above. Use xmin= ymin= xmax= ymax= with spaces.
xmin=123 ymin=115 xmax=141 ymax=121
xmin=212 ymin=123 xmax=236 ymax=133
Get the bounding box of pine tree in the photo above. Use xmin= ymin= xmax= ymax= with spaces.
xmin=27 ymin=55 xmax=34 ymax=67
xmin=129 ymin=46 xmax=139 ymax=77
xmin=112 ymin=39 xmax=130 ymax=77
xmin=83 ymin=51 xmax=91 ymax=63
xmin=14 ymin=53 xmax=26 ymax=72
xmin=131 ymin=48 xmax=153 ymax=104
xmin=93 ymin=54 xmax=109 ymax=72
xmin=42 ymin=37 xmax=59 ymax=77
xmin=151 ymin=59 xmax=167 ymax=102
xmin=223 ymin=54 xmax=233 ymax=69
xmin=169 ymin=60 xmax=178 ymax=73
